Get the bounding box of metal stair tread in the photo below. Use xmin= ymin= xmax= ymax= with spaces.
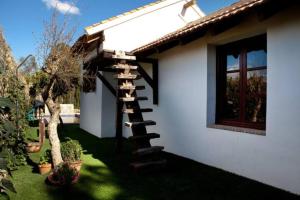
xmin=114 ymin=74 xmax=141 ymax=80
xmin=120 ymin=96 xmax=148 ymax=102
xmin=128 ymin=133 xmax=160 ymax=140
xmin=125 ymin=120 xmax=156 ymax=127
xmin=112 ymin=64 xmax=138 ymax=70
xmin=133 ymin=146 xmax=164 ymax=156
xmin=123 ymin=108 xmax=153 ymax=114
xmin=130 ymin=159 xmax=167 ymax=169
xmin=119 ymin=85 xmax=145 ymax=90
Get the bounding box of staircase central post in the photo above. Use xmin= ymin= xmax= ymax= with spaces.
xmin=115 ymin=78 xmax=124 ymax=153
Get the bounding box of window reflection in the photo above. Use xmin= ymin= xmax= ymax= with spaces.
xmin=227 ymin=54 xmax=239 ymax=71
xmin=246 ymin=70 xmax=267 ymax=123
xmin=225 ymin=72 xmax=240 ymax=120
xmin=217 ymin=34 xmax=267 ymax=129
xmin=247 ymin=49 xmax=267 ymax=69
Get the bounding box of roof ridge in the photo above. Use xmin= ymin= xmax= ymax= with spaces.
xmin=133 ymin=0 xmax=265 ymax=53
xmin=187 ymin=0 xmax=260 ymax=27
xmin=85 ymin=0 xmax=167 ymax=30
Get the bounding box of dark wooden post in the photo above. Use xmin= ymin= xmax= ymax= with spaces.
xmin=39 ymin=119 xmax=46 ymax=144
xmin=153 ymin=60 xmax=158 ymax=105
xmin=136 ymin=57 xmax=159 ymax=105
xmin=115 ymin=79 xmax=124 ymax=153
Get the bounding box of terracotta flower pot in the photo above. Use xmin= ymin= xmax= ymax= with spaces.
xmin=26 ymin=142 xmax=42 ymax=153
xmin=69 ymin=161 xmax=82 ymax=172
xmin=48 ymin=171 xmax=80 ymax=186
xmin=39 ymin=163 xmax=52 ymax=175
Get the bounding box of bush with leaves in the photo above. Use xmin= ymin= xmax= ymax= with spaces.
xmin=48 ymin=162 xmax=79 ymax=186
xmin=0 ymin=97 xmax=27 ymax=171
xmin=39 ymin=149 xmax=52 ymax=165
xmin=0 ymin=157 xmax=16 ymax=199
xmin=61 ymin=138 xmax=82 ymax=162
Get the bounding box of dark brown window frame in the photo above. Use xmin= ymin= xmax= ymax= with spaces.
xmin=216 ymin=34 xmax=267 ymax=130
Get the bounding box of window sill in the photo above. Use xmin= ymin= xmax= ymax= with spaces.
xmin=207 ymin=124 xmax=266 ymax=136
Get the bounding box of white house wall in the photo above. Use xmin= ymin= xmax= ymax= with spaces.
xmin=80 ymin=3 xmax=300 ymax=195
xmin=102 ymin=0 xmax=203 ymax=52
xmin=80 ymin=0 xmax=203 ymax=138
xmin=101 ymin=72 xmax=117 ymax=138
xmin=80 ymin=79 xmax=103 ymax=137
xmin=137 ymin=7 xmax=300 ymax=195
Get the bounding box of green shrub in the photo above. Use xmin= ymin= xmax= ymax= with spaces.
xmin=48 ymin=162 xmax=79 ymax=186
xmin=39 ymin=149 xmax=52 ymax=165
xmin=0 ymin=158 xmax=16 ymax=198
xmin=61 ymin=138 xmax=82 ymax=162
xmin=0 ymin=97 xmax=27 ymax=171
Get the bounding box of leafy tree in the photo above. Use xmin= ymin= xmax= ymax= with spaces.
xmin=31 ymin=12 xmax=82 ymax=166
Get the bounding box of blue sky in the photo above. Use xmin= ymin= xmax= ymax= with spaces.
xmin=0 ymin=0 xmax=237 ymax=61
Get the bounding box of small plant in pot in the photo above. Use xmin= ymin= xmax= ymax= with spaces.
xmin=48 ymin=162 xmax=79 ymax=186
xmin=61 ymin=138 xmax=83 ymax=172
xmin=38 ymin=149 xmax=52 ymax=175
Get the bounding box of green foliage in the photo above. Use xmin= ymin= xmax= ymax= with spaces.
xmin=1 ymin=149 xmax=26 ymax=171
xmin=0 ymin=97 xmax=27 ymax=171
xmin=57 ymin=85 xmax=80 ymax=109
xmin=0 ymin=157 xmax=16 ymax=199
xmin=49 ymin=162 xmax=79 ymax=186
xmin=28 ymin=71 xmax=50 ymax=99
xmin=0 ymin=98 xmax=16 ymax=147
xmin=39 ymin=150 xmax=52 ymax=165
xmin=0 ymin=98 xmax=14 ymax=109
xmin=0 ymin=169 xmax=16 ymax=198
xmin=61 ymin=138 xmax=82 ymax=162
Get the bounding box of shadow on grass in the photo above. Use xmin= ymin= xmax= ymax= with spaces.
xmin=26 ymin=156 xmax=40 ymax=174
xmin=49 ymin=124 xmax=300 ymax=200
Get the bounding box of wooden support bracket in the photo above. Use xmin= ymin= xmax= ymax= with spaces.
xmin=96 ymin=72 xmax=116 ymax=97
xmin=136 ymin=57 xmax=159 ymax=105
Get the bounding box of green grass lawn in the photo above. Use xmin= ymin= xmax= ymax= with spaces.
xmin=8 ymin=124 xmax=300 ymax=200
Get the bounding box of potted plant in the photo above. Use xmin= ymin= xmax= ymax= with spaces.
xmin=61 ymin=138 xmax=83 ymax=171
xmin=48 ymin=162 xmax=79 ymax=186
xmin=38 ymin=149 xmax=52 ymax=175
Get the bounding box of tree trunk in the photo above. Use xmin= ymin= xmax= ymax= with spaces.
xmin=251 ymin=82 xmax=263 ymax=123
xmin=251 ymin=98 xmax=262 ymax=123
xmin=46 ymin=99 xmax=63 ymax=166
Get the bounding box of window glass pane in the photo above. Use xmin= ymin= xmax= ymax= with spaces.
xmin=247 ymin=49 xmax=267 ymax=69
xmin=227 ymin=54 xmax=239 ymax=71
xmin=246 ymin=69 xmax=267 ymax=123
xmin=225 ymin=72 xmax=240 ymax=120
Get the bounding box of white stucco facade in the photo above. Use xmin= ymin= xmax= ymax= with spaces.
xmin=80 ymin=79 xmax=103 ymax=137
xmin=80 ymin=2 xmax=300 ymax=195
xmin=102 ymin=0 xmax=203 ymax=52
xmin=85 ymin=0 xmax=204 ymax=52
xmin=80 ymin=0 xmax=204 ymax=138
xmin=135 ymin=7 xmax=300 ymax=195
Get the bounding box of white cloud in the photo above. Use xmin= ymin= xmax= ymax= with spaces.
xmin=42 ymin=0 xmax=80 ymax=15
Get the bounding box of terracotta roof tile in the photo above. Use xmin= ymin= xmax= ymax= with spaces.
xmin=133 ymin=0 xmax=267 ymax=54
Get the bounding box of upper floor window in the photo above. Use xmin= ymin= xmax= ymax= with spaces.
xmin=216 ymin=34 xmax=267 ymax=130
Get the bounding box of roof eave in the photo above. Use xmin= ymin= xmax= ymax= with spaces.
xmin=132 ymin=0 xmax=286 ymax=56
